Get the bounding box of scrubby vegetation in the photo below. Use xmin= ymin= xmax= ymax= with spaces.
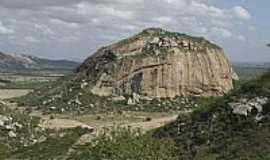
xmin=12 ymin=128 xmax=87 ymax=160
xmin=0 ymin=101 xmax=90 ymax=159
xmin=0 ymin=102 xmax=43 ymax=159
xmin=153 ymin=72 xmax=270 ymax=160
xmin=68 ymin=128 xmax=178 ymax=160
xmin=2 ymin=72 xmax=270 ymax=159
xmin=15 ymin=75 xmax=212 ymax=114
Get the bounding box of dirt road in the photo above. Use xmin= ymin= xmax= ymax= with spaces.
xmin=122 ymin=115 xmax=178 ymax=131
xmin=41 ymin=114 xmax=178 ymax=135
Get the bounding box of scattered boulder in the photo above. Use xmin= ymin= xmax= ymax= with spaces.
xmin=8 ymin=131 xmax=17 ymax=138
xmin=127 ymin=98 xmax=135 ymax=105
xmin=229 ymin=97 xmax=268 ymax=117
xmin=132 ymin=93 xmax=140 ymax=104
xmin=80 ymin=125 xmax=95 ymax=132
xmin=111 ymin=96 xmax=126 ymax=102
xmin=81 ymin=81 xmax=88 ymax=89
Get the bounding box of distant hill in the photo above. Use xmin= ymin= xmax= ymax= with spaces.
xmin=232 ymin=62 xmax=270 ymax=80
xmin=0 ymin=51 xmax=79 ymax=73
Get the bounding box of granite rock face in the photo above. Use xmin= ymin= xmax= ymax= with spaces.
xmin=77 ymin=28 xmax=238 ymax=98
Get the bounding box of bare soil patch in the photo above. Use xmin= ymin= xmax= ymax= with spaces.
xmin=0 ymin=89 xmax=32 ymax=99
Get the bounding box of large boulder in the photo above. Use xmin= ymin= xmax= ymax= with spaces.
xmin=77 ymin=28 xmax=238 ymax=98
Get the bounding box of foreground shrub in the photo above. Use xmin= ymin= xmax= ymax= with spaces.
xmin=68 ymin=128 xmax=178 ymax=160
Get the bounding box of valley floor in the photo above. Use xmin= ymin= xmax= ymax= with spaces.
xmin=1 ymin=88 xmax=178 ymax=138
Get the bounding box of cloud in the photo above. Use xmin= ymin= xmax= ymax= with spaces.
xmin=0 ymin=21 xmax=14 ymax=34
xmin=237 ymin=35 xmax=246 ymax=42
xmin=76 ymin=2 xmax=134 ymax=20
xmin=155 ymin=16 xmax=174 ymax=23
xmin=0 ymin=0 xmax=257 ymax=61
xmin=24 ymin=36 xmax=39 ymax=43
xmin=211 ymin=27 xmax=232 ymax=38
xmin=0 ymin=0 xmax=83 ymax=9
xmin=49 ymin=18 xmax=80 ymax=29
xmin=232 ymin=6 xmax=251 ymax=20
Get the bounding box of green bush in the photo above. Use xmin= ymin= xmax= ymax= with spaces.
xmin=13 ymin=128 xmax=87 ymax=160
xmin=68 ymin=128 xmax=178 ymax=160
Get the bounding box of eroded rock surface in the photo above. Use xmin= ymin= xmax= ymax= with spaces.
xmin=77 ymin=28 xmax=238 ymax=98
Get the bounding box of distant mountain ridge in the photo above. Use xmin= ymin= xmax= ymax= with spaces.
xmin=0 ymin=51 xmax=79 ymax=72
xmin=233 ymin=61 xmax=270 ymax=69
xmin=232 ymin=62 xmax=270 ymax=80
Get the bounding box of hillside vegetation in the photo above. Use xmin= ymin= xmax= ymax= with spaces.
xmin=154 ymin=72 xmax=270 ymax=160
xmin=61 ymin=72 xmax=270 ymax=160
xmin=6 ymin=72 xmax=270 ymax=159
xmin=15 ymin=75 xmax=213 ymax=114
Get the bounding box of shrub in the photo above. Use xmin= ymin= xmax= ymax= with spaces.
xmin=68 ymin=128 xmax=178 ymax=160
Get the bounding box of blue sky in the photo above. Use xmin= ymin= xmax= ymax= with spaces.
xmin=212 ymin=0 xmax=270 ymax=62
xmin=213 ymin=0 xmax=269 ymax=40
xmin=0 ymin=0 xmax=269 ymax=62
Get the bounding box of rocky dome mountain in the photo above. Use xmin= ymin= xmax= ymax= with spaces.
xmin=0 ymin=51 xmax=79 ymax=72
xmin=77 ymin=28 xmax=238 ymax=98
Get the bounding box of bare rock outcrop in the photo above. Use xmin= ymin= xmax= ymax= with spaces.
xmin=77 ymin=28 xmax=238 ymax=98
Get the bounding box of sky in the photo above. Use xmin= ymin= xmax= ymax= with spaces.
xmin=0 ymin=0 xmax=269 ymax=62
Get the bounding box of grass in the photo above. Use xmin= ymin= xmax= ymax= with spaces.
xmin=0 ymin=143 xmax=9 ymax=160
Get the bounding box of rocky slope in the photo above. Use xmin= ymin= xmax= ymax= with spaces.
xmin=0 ymin=51 xmax=79 ymax=72
xmin=77 ymin=28 xmax=238 ymax=98
xmin=154 ymin=72 xmax=270 ymax=159
xmin=0 ymin=100 xmax=93 ymax=159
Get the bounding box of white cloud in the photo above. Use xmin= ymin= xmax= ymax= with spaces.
xmin=120 ymin=24 xmax=138 ymax=31
xmin=24 ymin=36 xmax=39 ymax=43
xmin=237 ymin=35 xmax=246 ymax=42
xmin=162 ymin=0 xmax=187 ymax=8
xmin=101 ymin=6 xmax=133 ymax=19
xmin=0 ymin=0 xmax=256 ymax=61
xmin=76 ymin=2 xmax=133 ymax=20
xmin=232 ymin=6 xmax=251 ymax=20
xmin=0 ymin=21 xmax=14 ymax=34
xmin=49 ymin=18 xmax=80 ymax=29
xmin=34 ymin=24 xmax=55 ymax=37
xmin=211 ymin=27 xmax=232 ymax=38
xmin=155 ymin=16 xmax=173 ymax=23
xmin=189 ymin=1 xmax=224 ymax=18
